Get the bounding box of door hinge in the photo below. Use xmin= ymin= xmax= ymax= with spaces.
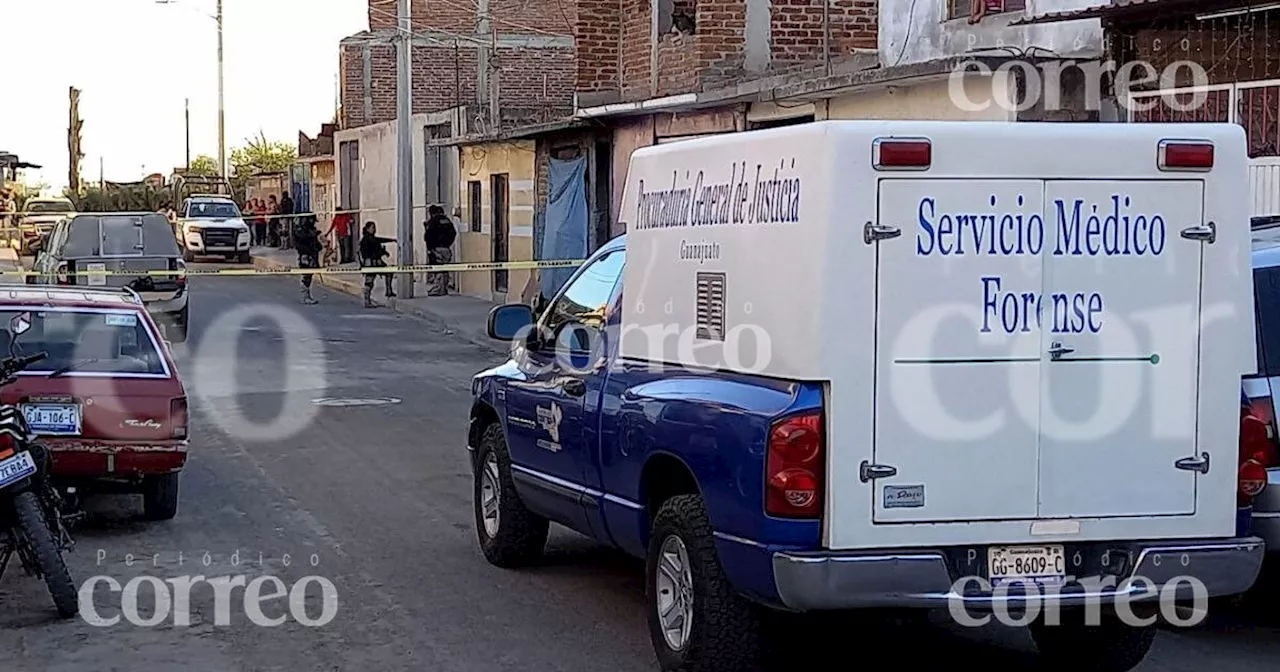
xmin=864 ymin=222 xmax=901 ymax=244
xmin=1180 ymin=221 xmax=1216 ymax=243
xmin=1174 ymin=452 xmax=1210 ymax=474
xmin=860 ymin=461 xmax=898 ymax=482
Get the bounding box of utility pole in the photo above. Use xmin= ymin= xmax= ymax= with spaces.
xmin=68 ymin=87 xmax=83 ymax=194
xmin=216 ymin=0 xmax=226 ymax=179
xmin=395 ymin=0 xmax=415 ymax=298
xmin=185 ymin=98 xmax=191 ymax=170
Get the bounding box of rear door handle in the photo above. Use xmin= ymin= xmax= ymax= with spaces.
xmin=561 ymin=379 xmax=586 ymax=397
xmin=1048 ymin=342 xmax=1074 ymax=360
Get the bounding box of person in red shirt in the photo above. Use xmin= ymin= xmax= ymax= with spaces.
xmin=325 ymin=212 xmax=354 ymax=264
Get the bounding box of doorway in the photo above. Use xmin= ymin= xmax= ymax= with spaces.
xmin=491 ymin=173 xmax=509 ymax=294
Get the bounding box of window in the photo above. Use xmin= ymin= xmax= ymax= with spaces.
xmin=186 ymin=201 xmax=241 ymax=219
xmin=949 ymin=0 xmax=1026 ymax=21
xmin=0 ymin=309 xmax=167 ymax=376
xmin=26 ymin=200 xmax=74 ymax=214
xmin=541 ymin=250 xmax=626 ymax=349
xmin=1255 ymin=266 xmax=1280 ymax=376
xmin=657 ymin=0 xmax=696 ymax=35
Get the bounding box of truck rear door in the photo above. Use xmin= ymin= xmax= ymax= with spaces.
xmin=1036 ymin=180 xmax=1204 ymax=518
xmin=867 ymin=178 xmax=1206 ymax=524
xmin=68 ymin=215 xmax=182 ymax=297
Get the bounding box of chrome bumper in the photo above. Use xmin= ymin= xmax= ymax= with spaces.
xmin=772 ymin=537 xmax=1265 ymax=611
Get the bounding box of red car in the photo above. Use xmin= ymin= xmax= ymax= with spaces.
xmin=0 ymin=286 xmax=188 ymax=520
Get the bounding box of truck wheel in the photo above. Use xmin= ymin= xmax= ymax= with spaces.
xmin=142 ymin=473 xmax=181 ymax=521
xmin=238 ymin=251 xmax=251 ymax=264
xmin=1029 ymin=612 xmax=1156 ymax=672
xmin=647 ymin=494 xmax=762 ymax=672
xmin=474 ymin=423 xmax=549 ymax=567
xmin=183 ymin=248 xmax=195 ymax=263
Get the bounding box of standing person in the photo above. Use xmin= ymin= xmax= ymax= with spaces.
xmin=266 ymin=195 xmax=280 ymax=247
xmin=359 ymin=221 xmax=396 ymax=308
xmin=423 ymin=205 xmax=456 ymax=296
xmin=0 ymin=190 xmax=14 ymax=245
xmin=324 ymin=211 xmax=353 ymax=264
xmin=293 ymin=214 xmax=322 ymax=305
xmin=251 ymin=199 xmax=268 ymax=246
xmin=278 ymin=191 xmax=295 ymax=250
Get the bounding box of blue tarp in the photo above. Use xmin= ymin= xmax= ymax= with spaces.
xmin=541 ymin=155 xmax=589 ymax=299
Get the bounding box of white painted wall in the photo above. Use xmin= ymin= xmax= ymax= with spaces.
xmin=879 ymin=0 xmax=1104 ymax=66
xmin=333 ymin=109 xmax=465 ymax=267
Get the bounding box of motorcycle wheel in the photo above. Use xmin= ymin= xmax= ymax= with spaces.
xmin=14 ymin=490 xmax=78 ymax=618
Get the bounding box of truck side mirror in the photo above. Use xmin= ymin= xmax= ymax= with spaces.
xmin=487 ymin=304 xmax=535 ymax=342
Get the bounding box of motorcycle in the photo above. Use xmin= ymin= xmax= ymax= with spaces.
xmin=0 ymin=311 xmax=78 ymax=618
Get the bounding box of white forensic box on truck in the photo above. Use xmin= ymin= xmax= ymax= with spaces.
xmin=620 ymin=121 xmax=1258 ymax=553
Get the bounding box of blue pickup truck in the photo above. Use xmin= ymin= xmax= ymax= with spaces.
xmin=467 ymin=123 xmax=1264 ymax=672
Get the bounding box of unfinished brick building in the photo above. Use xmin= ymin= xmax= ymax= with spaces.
xmin=339 ymin=0 xmax=577 ymax=130
xmin=575 ymin=0 xmax=878 ymax=105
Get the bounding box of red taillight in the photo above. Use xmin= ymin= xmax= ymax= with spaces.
xmin=0 ymin=433 xmax=15 ymax=460
xmin=170 ymin=397 xmax=188 ymax=439
xmin=766 ymin=412 xmax=824 ymax=519
xmin=1158 ymin=141 xmax=1214 ymax=170
xmin=56 ymin=262 xmax=70 ymax=285
xmin=873 ymin=139 xmax=931 ymax=170
xmin=1239 ymin=412 xmax=1275 ymax=505
xmin=1240 ymin=458 xmax=1268 ymax=502
xmin=174 ymin=259 xmax=188 ymax=288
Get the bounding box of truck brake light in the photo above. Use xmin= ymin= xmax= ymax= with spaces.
xmin=56 ymin=262 xmax=70 ymax=285
xmin=171 ymin=397 xmax=189 ymax=440
xmin=873 ymin=139 xmax=931 ymax=170
xmin=1239 ymin=412 xmax=1274 ymax=505
xmin=766 ymin=411 xmax=824 ymax=519
xmin=1158 ymin=140 xmax=1214 ymax=171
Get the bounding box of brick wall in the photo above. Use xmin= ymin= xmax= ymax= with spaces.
xmin=576 ymin=0 xmax=620 ymax=92
xmin=340 ymin=34 xmax=573 ymax=129
xmin=621 ymin=0 xmax=652 ymax=99
xmin=581 ymin=0 xmax=877 ymax=101
xmin=370 ymin=0 xmax=575 ymax=36
xmin=657 ymin=33 xmax=700 ymax=96
xmin=770 ymin=0 xmax=876 ymax=66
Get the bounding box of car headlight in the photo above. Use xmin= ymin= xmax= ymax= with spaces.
xmin=187 ymin=226 xmax=203 ymax=233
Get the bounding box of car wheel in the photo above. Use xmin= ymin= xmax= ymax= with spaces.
xmin=1029 ymin=610 xmax=1156 ymax=672
xmin=142 ymin=472 xmax=181 ymax=521
xmin=473 ymin=422 xmax=549 ymax=568
xmin=647 ymin=494 xmax=763 ymax=672
xmin=182 ymin=248 xmax=195 ymax=263
xmin=238 ymin=251 xmax=251 ymax=264
xmin=166 ymin=305 xmax=189 ymax=344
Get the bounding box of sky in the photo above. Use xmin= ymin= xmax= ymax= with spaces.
xmin=1 ymin=0 xmax=367 ymax=190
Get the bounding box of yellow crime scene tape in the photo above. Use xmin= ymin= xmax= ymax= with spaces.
xmin=0 ymin=259 xmax=585 ymax=279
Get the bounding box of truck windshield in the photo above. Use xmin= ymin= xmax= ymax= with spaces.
xmin=0 ymin=309 xmax=166 ymax=376
xmin=187 ymin=202 xmax=240 ymax=219
xmin=26 ymin=201 xmax=74 ymax=214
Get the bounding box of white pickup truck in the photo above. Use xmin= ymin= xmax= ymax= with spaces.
xmin=472 ymin=121 xmax=1264 ymax=672
xmin=176 ymin=195 xmax=251 ymax=263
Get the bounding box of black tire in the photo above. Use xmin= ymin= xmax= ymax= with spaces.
xmin=182 ymin=248 xmax=195 ymax=263
xmin=1029 ymin=611 xmax=1156 ymax=672
xmin=473 ymin=423 xmax=549 ymax=567
xmin=647 ymin=494 xmax=763 ymax=672
xmin=166 ymin=305 xmax=189 ymax=344
xmin=142 ymin=472 xmax=181 ymax=521
xmin=13 ymin=490 xmax=78 ymax=618
xmin=237 ymin=251 xmax=251 ymax=264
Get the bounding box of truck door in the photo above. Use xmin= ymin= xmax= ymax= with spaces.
xmin=502 ymin=249 xmax=625 ymax=533
xmin=870 ymin=179 xmax=1045 ymax=523
xmin=1036 ymin=181 xmax=1205 ymax=518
